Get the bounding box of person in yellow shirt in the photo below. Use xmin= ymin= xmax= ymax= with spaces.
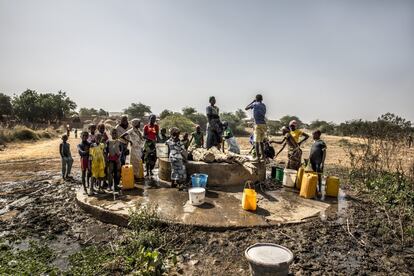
xmin=289 ymin=120 xmax=309 ymax=146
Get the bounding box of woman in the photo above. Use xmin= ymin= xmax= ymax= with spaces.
xmin=206 ymin=96 xmax=222 ymax=149
xmin=121 ymin=118 xmax=144 ymax=180
xmin=271 ymin=127 xmax=303 ymax=170
xmin=143 ymin=114 xmax=159 ymax=176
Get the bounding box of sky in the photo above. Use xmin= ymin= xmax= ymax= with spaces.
xmin=0 ymin=0 xmax=413 ymax=123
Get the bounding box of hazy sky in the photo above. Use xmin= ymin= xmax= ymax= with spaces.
xmin=1 ymin=0 xmax=413 ymax=123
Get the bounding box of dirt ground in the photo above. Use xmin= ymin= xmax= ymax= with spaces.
xmin=0 ymin=134 xmax=413 ymax=275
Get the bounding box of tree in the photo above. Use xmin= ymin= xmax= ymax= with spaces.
xmin=124 ymin=103 xmax=152 ymax=119
xmin=182 ymin=106 xmax=207 ymax=130
xmin=98 ymin=108 xmax=109 ymax=117
xmin=235 ymin=108 xmax=247 ymax=121
xmin=309 ymin=120 xmax=336 ymax=134
xmin=159 ymin=109 xmax=174 ymax=120
xmin=279 ymin=115 xmax=303 ymax=128
xmin=267 ymin=120 xmax=283 ymax=135
xmin=79 ymin=108 xmax=99 ymax=117
xmin=12 ymin=89 xmax=76 ymax=123
xmin=220 ymin=112 xmax=248 ymax=136
xmin=159 ymin=114 xmax=195 ymax=134
xmin=0 ymin=93 xmax=13 ymax=119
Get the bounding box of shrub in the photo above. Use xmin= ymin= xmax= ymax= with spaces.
xmin=12 ymin=126 xmax=39 ymax=141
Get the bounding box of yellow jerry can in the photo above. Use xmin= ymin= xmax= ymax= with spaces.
xmin=242 ymin=182 xmax=257 ymax=211
xmin=121 ymin=164 xmax=135 ymax=190
xmin=326 ymin=176 xmax=340 ymax=197
xmin=296 ymin=166 xmax=305 ymax=190
xmin=300 ymin=173 xmax=318 ymax=199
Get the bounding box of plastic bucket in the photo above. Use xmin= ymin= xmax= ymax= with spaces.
xmin=245 ymin=243 xmax=294 ymax=276
xmin=188 ymin=187 xmax=206 ymax=206
xmin=156 ymin=144 xmax=168 ymax=158
xmin=283 ymin=169 xmax=297 ymax=188
xmin=275 ymin=167 xmax=284 ymax=183
xmin=191 ymin=173 xmax=208 ymax=188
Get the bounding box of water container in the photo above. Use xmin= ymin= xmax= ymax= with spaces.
xmin=242 ymin=183 xmax=257 ymax=211
xmin=245 ymin=243 xmax=294 ymax=276
xmin=326 ymin=176 xmax=340 ymax=197
xmin=137 ymin=160 xmax=144 ymax=180
xmin=156 ymin=143 xmax=169 ymax=158
xmin=300 ymin=173 xmax=318 ymax=199
xmin=188 ymin=187 xmax=206 ymax=206
xmin=283 ymin=169 xmax=297 ymax=188
xmin=275 ymin=167 xmax=284 ymax=183
xmin=121 ymin=164 xmax=134 ymax=190
xmin=191 ymin=173 xmax=208 ymax=188
xmin=296 ymin=166 xmax=305 ymax=190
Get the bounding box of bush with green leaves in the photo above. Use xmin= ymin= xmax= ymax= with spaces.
xmin=159 ymin=114 xmax=195 ymax=134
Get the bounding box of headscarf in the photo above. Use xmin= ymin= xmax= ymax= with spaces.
xmin=289 ymin=120 xmax=297 ymax=127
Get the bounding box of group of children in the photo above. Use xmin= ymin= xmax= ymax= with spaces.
xmin=60 ymin=124 xmax=123 ymax=196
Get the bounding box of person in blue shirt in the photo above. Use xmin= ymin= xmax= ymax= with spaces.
xmin=245 ymin=94 xmax=267 ymax=161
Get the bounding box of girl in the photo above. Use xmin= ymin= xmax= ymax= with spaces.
xmin=166 ymin=128 xmax=187 ymax=188
xmin=143 ymin=114 xmax=159 ymax=176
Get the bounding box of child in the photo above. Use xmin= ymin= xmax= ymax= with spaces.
xmin=107 ymin=129 xmax=121 ymax=191
xmin=189 ymin=125 xmax=204 ymax=149
xmin=97 ymin=123 xmax=109 ymax=143
xmin=245 ymin=94 xmax=267 ymax=160
xmin=89 ymin=133 xmax=106 ymax=194
xmin=181 ymin=132 xmax=190 ymax=150
xmin=74 ymin=128 xmax=78 ymax=139
xmin=157 ymin=128 xmax=169 ymax=143
xmin=88 ymin=124 xmax=97 ymax=144
xmin=78 ymin=131 xmax=91 ymax=194
xmin=59 ymin=134 xmax=73 ymax=179
xmin=166 ymin=128 xmax=187 ymax=188
xmin=222 ymin=121 xmax=240 ymax=154
xmin=309 ymin=130 xmax=327 ymax=194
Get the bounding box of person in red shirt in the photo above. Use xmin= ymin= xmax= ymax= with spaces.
xmin=143 ymin=114 xmax=159 ymax=176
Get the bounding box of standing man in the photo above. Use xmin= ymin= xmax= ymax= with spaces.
xmin=246 ymin=94 xmax=267 ymax=161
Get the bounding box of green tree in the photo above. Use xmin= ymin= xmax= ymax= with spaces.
xmin=97 ymin=108 xmax=109 ymax=116
xmin=220 ymin=112 xmax=248 ymax=136
xmin=309 ymin=120 xmax=336 ymax=134
xmin=235 ymin=108 xmax=247 ymax=121
xmin=267 ymin=120 xmax=283 ymax=135
xmin=79 ymin=108 xmax=99 ymax=117
xmin=0 ymin=93 xmax=13 ymax=120
xmin=279 ymin=115 xmax=303 ymax=128
xmin=159 ymin=114 xmax=194 ymax=134
xmin=182 ymin=106 xmax=207 ymax=130
xmin=124 ymin=103 xmax=152 ymax=119
xmin=159 ymin=109 xmax=174 ymax=120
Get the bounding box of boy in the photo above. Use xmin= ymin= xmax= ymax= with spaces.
xmin=78 ymin=131 xmax=91 ymax=194
xmin=309 ymin=130 xmax=327 ymax=194
xmin=107 ymin=129 xmax=121 ymax=192
xmin=166 ymin=128 xmax=187 ymax=188
xmin=189 ymin=125 xmax=204 ymax=149
xmin=59 ymin=134 xmax=73 ymax=179
xmin=245 ymin=94 xmax=267 ymax=161
xmin=181 ymin=132 xmax=190 ymax=150
xmin=222 ymin=121 xmax=240 ymax=154
xmin=157 ymin=128 xmax=169 ymax=143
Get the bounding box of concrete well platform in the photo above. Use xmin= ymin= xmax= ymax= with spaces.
xmin=76 ymin=181 xmax=331 ymax=229
xmin=158 ymin=158 xmax=266 ymax=187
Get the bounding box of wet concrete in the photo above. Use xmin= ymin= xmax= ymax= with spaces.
xmin=76 ymin=180 xmax=331 ymax=229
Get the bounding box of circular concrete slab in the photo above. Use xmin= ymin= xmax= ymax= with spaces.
xmin=76 ymin=181 xmax=331 ymax=229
